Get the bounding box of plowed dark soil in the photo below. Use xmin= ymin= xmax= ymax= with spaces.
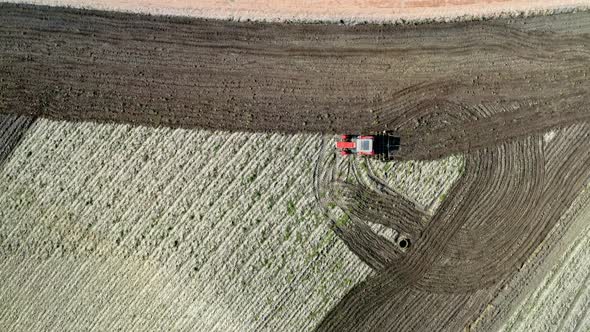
xmin=1 ymin=4 xmax=590 ymax=332
xmin=1 ymin=4 xmax=590 ymax=162
xmin=315 ymin=124 xmax=590 ymax=331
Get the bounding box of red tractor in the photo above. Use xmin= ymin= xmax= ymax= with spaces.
xmin=336 ymin=133 xmax=400 ymax=159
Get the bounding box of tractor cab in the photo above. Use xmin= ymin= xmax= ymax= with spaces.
xmin=356 ymin=138 xmax=374 ymax=154
xmin=336 ymin=133 xmax=400 ymax=159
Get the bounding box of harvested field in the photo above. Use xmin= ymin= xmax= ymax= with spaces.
xmin=314 ymin=123 xmax=590 ymax=332
xmin=501 ymin=208 xmax=590 ymax=332
xmin=0 ymin=119 xmax=373 ymax=331
xmin=1 ymin=3 xmax=590 ymax=332
xmin=2 ymin=0 xmax=589 ymax=22
xmin=469 ymin=175 xmax=590 ymax=331
xmin=0 ymin=119 xmax=461 ymax=331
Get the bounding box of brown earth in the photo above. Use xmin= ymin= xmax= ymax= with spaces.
xmin=1 ymin=4 xmax=590 ymax=331
xmin=315 ymin=124 xmax=590 ymax=330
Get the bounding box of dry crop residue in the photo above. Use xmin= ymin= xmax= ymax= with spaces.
xmin=2 ymin=0 xmax=588 ymax=22
xmin=0 ymin=119 xmax=376 ymax=331
xmin=470 ymin=177 xmax=590 ymax=331
xmin=0 ymin=119 xmax=463 ymax=331
xmin=500 ymin=204 xmax=590 ymax=332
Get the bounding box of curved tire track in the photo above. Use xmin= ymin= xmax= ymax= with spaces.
xmin=316 ymin=123 xmax=590 ymax=330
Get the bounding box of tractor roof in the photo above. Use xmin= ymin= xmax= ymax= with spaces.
xmin=356 ymin=138 xmax=373 ymax=153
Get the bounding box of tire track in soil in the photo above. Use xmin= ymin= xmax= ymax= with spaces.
xmin=336 ymin=181 xmax=428 ymax=239
xmin=315 ymin=124 xmax=590 ymax=331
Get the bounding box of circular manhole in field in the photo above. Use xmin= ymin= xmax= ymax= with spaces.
xmin=399 ymin=238 xmax=411 ymax=249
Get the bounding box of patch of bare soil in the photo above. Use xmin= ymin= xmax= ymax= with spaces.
xmin=315 ymin=124 xmax=590 ymax=331
xmin=1 ymin=4 xmax=589 ymax=159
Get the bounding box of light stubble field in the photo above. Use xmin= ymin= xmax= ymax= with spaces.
xmin=0 ymin=119 xmax=460 ymax=331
